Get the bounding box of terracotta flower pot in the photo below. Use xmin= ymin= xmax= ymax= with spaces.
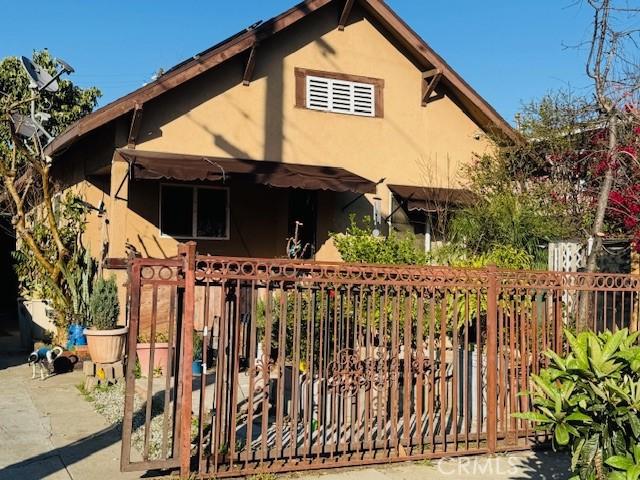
xmin=136 ymin=343 xmax=170 ymax=377
xmin=84 ymin=327 xmax=128 ymax=364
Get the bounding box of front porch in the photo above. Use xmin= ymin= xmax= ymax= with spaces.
xmin=109 ymin=148 xmax=381 ymax=262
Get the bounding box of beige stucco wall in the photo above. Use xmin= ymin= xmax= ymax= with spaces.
xmin=123 ymin=4 xmax=491 ymax=261
xmin=63 ymin=3 xmax=494 ymax=267
xmin=128 ymin=180 xmax=291 ymax=258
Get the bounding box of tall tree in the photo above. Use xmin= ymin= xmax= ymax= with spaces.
xmin=0 ymin=50 xmax=100 ymax=327
xmin=582 ymin=0 xmax=640 ymax=273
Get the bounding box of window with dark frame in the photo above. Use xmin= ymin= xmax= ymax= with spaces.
xmin=160 ymin=184 xmax=229 ymax=239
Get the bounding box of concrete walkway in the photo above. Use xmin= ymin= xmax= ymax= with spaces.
xmin=0 ymin=353 xmax=570 ymax=479
xmin=293 ymin=451 xmax=571 ymax=480
xmin=0 ymin=354 xmax=142 ymax=480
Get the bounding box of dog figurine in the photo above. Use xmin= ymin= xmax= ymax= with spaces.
xmin=28 ymin=346 xmax=63 ymax=380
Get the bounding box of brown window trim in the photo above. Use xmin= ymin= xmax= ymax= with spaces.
xmin=294 ymin=67 xmax=384 ymax=118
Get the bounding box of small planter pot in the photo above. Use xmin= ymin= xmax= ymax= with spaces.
xmin=68 ymin=323 xmax=88 ymax=348
xmin=137 ymin=343 xmax=169 ymax=377
xmin=84 ymin=327 xmax=128 ymax=364
xmin=192 ymin=360 xmax=203 ymax=375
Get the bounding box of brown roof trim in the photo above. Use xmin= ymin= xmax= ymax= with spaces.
xmin=360 ymin=0 xmax=520 ymax=143
xmin=45 ymin=0 xmax=334 ymax=156
xmin=46 ymin=0 xmax=518 ymax=157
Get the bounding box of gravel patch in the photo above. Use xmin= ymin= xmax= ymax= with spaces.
xmin=82 ymin=382 xmax=173 ymax=459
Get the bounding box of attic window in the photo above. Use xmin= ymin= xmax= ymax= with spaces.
xmin=295 ymin=68 xmax=384 ymax=118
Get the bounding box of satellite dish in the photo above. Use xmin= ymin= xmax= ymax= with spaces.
xmin=21 ymin=56 xmax=59 ymax=92
xmin=10 ymin=113 xmax=39 ymax=138
xmin=57 ymin=58 xmax=75 ymax=74
xmin=10 ymin=113 xmax=53 ymax=143
xmin=11 ymin=53 xmax=75 ymax=149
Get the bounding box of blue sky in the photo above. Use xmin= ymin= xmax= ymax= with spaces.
xmin=1 ymin=1 xmax=594 ymax=124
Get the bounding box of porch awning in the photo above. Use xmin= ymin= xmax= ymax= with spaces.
xmin=117 ymin=148 xmax=376 ymax=194
xmin=388 ymin=184 xmax=476 ymax=212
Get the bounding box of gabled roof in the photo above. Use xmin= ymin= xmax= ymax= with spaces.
xmin=46 ymin=0 xmax=518 ymax=156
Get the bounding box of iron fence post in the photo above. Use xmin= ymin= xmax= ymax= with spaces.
xmin=178 ymin=242 xmax=197 ymax=478
xmin=120 ymin=260 xmax=141 ymax=471
xmin=486 ymin=265 xmax=498 ymax=453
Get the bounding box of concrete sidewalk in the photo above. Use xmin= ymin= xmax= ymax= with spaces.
xmin=0 ymin=353 xmax=570 ymax=480
xmin=293 ymin=451 xmax=571 ymax=480
xmin=0 ymin=355 xmax=143 ymax=480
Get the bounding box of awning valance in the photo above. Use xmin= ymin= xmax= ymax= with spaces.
xmin=388 ymin=184 xmax=476 ymax=212
xmin=117 ymin=149 xmax=376 ymax=194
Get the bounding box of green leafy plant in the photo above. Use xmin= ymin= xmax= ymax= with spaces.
xmin=448 ymin=191 xmax=566 ymax=267
xmin=133 ymin=358 xmax=141 ymax=379
xmin=606 ymin=444 xmax=640 ymax=480
xmin=514 ymin=328 xmax=640 ymax=480
xmin=66 ymin=247 xmax=97 ymax=326
xmin=193 ymin=330 xmax=203 ymax=361
xmin=88 ymin=276 xmax=120 ymax=330
xmin=12 ymin=193 xmax=94 ymax=323
xmin=137 ymin=331 xmax=169 ymax=343
xmin=332 ymin=215 xmax=427 ymax=265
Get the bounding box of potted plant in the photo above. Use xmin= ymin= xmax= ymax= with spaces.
xmin=192 ymin=330 xmax=203 ymax=375
xmin=84 ymin=277 xmax=127 ymax=363
xmin=136 ymin=331 xmax=169 ymax=377
xmin=67 ymin=249 xmax=97 ymax=350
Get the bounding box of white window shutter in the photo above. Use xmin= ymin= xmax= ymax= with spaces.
xmin=306 ymin=77 xmax=330 ymax=110
xmin=330 ymin=80 xmax=353 ymax=114
xmin=353 ymin=83 xmax=375 ymax=116
xmin=305 ymin=75 xmax=375 ymax=117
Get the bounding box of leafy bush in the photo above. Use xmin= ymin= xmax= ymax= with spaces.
xmin=137 ymin=331 xmax=169 ymax=343
xmin=12 ymin=193 xmax=94 ymax=326
xmin=193 ymin=331 xmax=203 ymax=360
xmin=88 ymin=277 xmax=120 ymax=330
xmin=428 ymin=243 xmax=534 ymax=270
xmin=449 ymin=191 xmax=567 ymax=266
xmin=515 ymin=328 xmax=640 ymax=480
xmin=332 ymin=215 xmax=427 ymax=265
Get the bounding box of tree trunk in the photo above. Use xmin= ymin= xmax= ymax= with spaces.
xmin=577 ymin=114 xmax=618 ymax=331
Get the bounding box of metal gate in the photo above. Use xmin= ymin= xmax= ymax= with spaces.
xmin=120 ymin=244 xmax=196 ymax=473
xmin=122 ymin=243 xmax=640 ymax=478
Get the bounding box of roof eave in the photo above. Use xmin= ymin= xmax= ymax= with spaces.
xmin=45 ymin=0 xmax=520 ymax=157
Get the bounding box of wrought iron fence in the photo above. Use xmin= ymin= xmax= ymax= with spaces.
xmin=121 ymin=245 xmax=640 ymax=478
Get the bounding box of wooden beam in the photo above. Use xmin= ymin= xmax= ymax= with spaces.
xmin=127 ymin=104 xmax=143 ymax=147
xmin=338 ymin=0 xmax=355 ymax=31
xmin=422 ymin=68 xmax=440 ymax=80
xmin=103 ymin=257 xmax=128 ymax=270
xmin=242 ymin=42 xmax=258 ymax=86
xmin=421 ymin=69 xmax=442 ymax=107
xmin=358 ymin=0 xmax=521 ymax=142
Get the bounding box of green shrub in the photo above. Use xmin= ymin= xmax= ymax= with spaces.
xmin=515 ymin=328 xmax=640 ymax=480
xmin=88 ymin=276 xmax=120 ymax=330
xmin=448 ymin=191 xmax=566 ymax=267
xmin=428 ymin=243 xmax=533 ymax=270
xmin=193 ymin=331 xmax=203 ymax=360
xmin=332 ymin=215 xmax=427 ymax=265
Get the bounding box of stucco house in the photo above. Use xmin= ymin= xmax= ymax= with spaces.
xmin=45 ymin=0 xmax=516 ymax=315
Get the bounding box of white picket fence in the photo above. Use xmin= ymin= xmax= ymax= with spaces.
xmin=548 ymin=241 xmax=585 ymax=272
